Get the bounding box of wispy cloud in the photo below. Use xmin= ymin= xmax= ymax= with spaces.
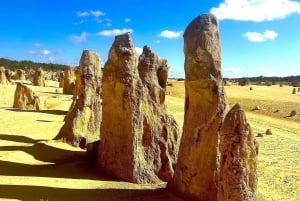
xmin=69 ymin=32 xmax=88 ymax=44
xmin=243 ymin=30 xmax=278 ymax=42
xmin=34 ymin=42 xmax=42 ymax=47
xmin=97 ymin=28 xmax=133 ymax=37
xmin=210 ymin=0 xmax=300 ymax=22
xmin=224 ymin=67 xmax=243 ymax=73
xmin=158 ymin=30 xmax=183 ymax=39
xmin=27 ymin=49 xmax=52 ymax=57
xmin=124 ymin=18 xmax=131 ymax=22
xmin=154 ymin=40 xmax=160 ymax=44
xmin=90 ymin=10 xmax=104 ymax=17
xmin=76 ymin=10 xmax=105 ymax=17
xmin=135 ymin=47 xmax=143 ymax=56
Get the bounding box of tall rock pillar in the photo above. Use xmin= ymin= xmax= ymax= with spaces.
xmin=168 ymin=14 xmax=226 ymax=201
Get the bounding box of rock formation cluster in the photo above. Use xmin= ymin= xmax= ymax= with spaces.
xmin=54 ymin=50 xmax=102 ymax=148
xmin=97 ymin=33 xmax=180 ymax=184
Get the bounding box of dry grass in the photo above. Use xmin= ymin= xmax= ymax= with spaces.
xmin=0 ymin=80 xmax=299 ymax=201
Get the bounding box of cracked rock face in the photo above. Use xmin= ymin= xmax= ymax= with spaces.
xmin=54 ymin=50 xmax=102 ymax=148
xmin=218 ymin=104 xmax=258 ymax=201
xmin=168 ymin=14 xmax=226 ymax=201
xmin=97 ymin=33 xmax=180 ymax=184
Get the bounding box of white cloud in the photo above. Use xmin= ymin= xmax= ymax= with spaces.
xmin=90 ymin=10 xmax=105 ymax=17
xmin=27 ymin=49 xmax=52 ymax=57
xmin=154 ymin=40 xmax=160 ymax=44
xmin=69 ymin=32 xmax=88 ymax=44
xmin=224 ymin=67 xmax=243 ymax=73
xmin=76 ymin=10 xmax=105 ymax=18
xmin=135 ymin=47 xmax=143 ymax=56
xmin=34 ymin=42 xmax=42 ymax=47
xmin=124 ymin=18 xmax=131 ymax=22
xmin=97 ymin=28 xmax=133 ymax=37
xmin=76 ymin=11 xmax=89 ymax=17
xmin=158 ymin=30 xmax=183 ymax=39
xmin=210 ymin=0 xmax=300 ymax=22
xmin=243 ymin=30 xmax=278 ymax=42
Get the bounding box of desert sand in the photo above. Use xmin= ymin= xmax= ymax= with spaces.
xmin=0 ymin=80 xmax=299 ymax=201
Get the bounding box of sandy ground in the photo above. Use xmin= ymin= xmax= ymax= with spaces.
xmin=0 ymin=80 xmax=299 ymax=201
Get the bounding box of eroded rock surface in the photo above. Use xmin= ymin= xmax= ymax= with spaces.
xmin=97 ymin=33 xmax=180 ymax=184
xmin=168 ymin=14 xmax=226 ymax=201
xmin=218 ymin=104 xmax=258 ymax=201
xmin=54 ymin=50 xmax=102 ymax=148
xmin=13 ymin=83 xmax=40 ymax=110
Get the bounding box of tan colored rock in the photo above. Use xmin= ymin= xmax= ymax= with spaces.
xmin=0 ymin=66 xmax=8 ymax=84
xmin=289 ymin=110 xmax=297 ymax=117
xmin=5 ymin=69 xmax=12 ymax=83
xmin=265 ymin=128 xmax=272 ymax=135
xmin=168 ymin=14 xmax=226 ymax=201
xmin=58 ymin=71 xmax=64 ymax=88
xmin=97 ymin=34 xmax=180 ymax=184
xmin=137 ymin=46 xmax=180 ymax=182
xmin=218 ymin=104 xmax=258 ymax=201
xmin=54 ymin=50 xmax=102 ymax=148
xmin=13 ymin=83 xmax=40 ymax=110
xmin=63 ymin=67 xmax=75 ymax=94
xmin=12 ymin=69 xmax=26 ymax=80
xmin=33 ymin=67 xmax=45 ymax=86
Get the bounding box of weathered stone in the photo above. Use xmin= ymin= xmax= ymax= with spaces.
xmin=265 ymin=128 xmax=272 ymax=135
xmin=0 ymin=66 xmax=8 ymax=84
xmin=54 ymin=50 xmax=102 ymax=148
xmin=63 ymin=67 xmax=75 ymax=94
xmin=290 ymin=110 xmax=297 ymax=117
xmin=97 ymin=33 xmax=180 ymax=184
xmin=218 ymin=104 xmax=258 ymax=201
xmin=5 ymin=69 xmax=12 ymax=82
xmin=13 ymin=83 xmax=40 ymax=110
xmin=168 ymin=14 xmax=226 ymax=201
xmin=33 ymin=67 xmax=45 ymax=86
xmin=12 ymin=69 xmax=26 ymax=80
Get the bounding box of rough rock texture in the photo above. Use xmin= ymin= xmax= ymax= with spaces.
xmin=0 ymin=66 xmax=8 ymax=84
xmin=168 ymin=14 xmax=226 ymax=201
xmin=13 ymin=83 xmax=40 ymax=110
xmin=97 ymin=33 xmax=180 ymax=184
xmin=63 ymin=67 xmax=76 ymax=94
xmin=218 ymin=104 xmax=258 ymax=201
xmin=33 ymin=67 xmax=45 ymax=86
xmin=54 ymin=50 xmax=102 ymax=148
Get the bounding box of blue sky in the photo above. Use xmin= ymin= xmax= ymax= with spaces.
xmin=0 ymin=0 xmax=299 ymax=78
